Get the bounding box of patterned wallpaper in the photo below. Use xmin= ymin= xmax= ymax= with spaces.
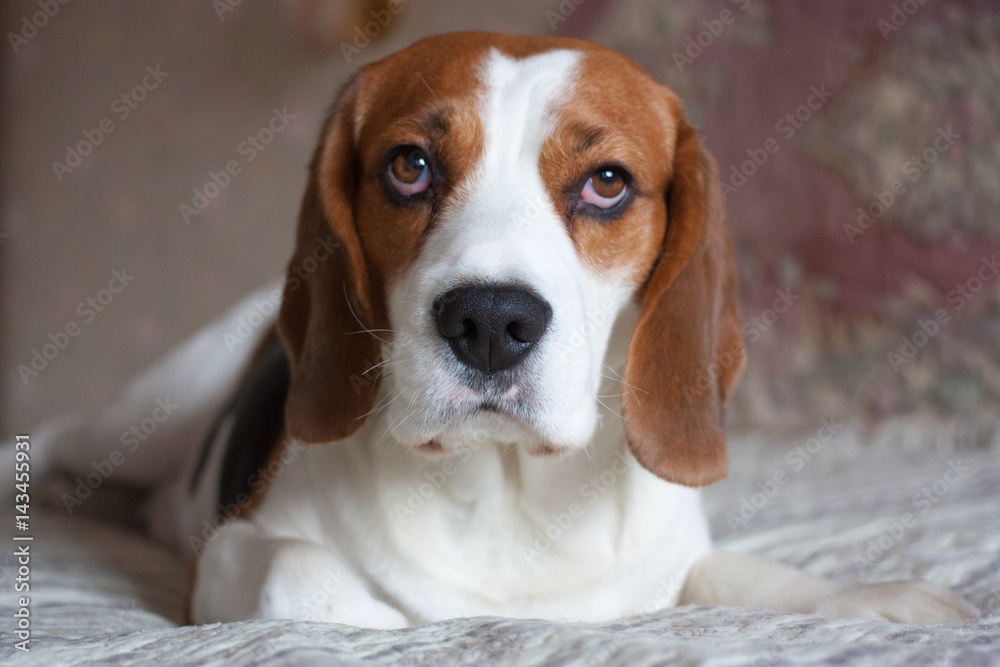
xmin=558 ymin=0 xmax=1000 ymax=427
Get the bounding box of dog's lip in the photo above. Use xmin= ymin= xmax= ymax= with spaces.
xmin=449 ymin=381 xmax=521 ymax=406
xmin=416 ymin=440 xmax=443 ymax=453
xmin=467 ymin=399 xmax=529 ymax=425
xmin=526 ymin=441 xmax=571 ymax=457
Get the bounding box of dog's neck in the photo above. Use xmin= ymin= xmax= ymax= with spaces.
xmin=323 ymin=302 xmax=702 ymax=605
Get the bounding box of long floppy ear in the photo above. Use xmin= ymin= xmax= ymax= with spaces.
xmin=620 ymin=114 xmax=745 ymax=487
xmin=278 ymin=77 xmax=383 ymax=444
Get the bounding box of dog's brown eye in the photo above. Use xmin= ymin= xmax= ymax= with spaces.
xmin=582 ymin=168 xmax=627 ymax=208
xmin=388 ymin=148 xmax=431 ymax=195
xmin=592 ymin=169 xmax=625 ymax=198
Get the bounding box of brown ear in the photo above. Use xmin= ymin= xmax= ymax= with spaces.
xmin=278 ymin=77 xmax=383 ymax=444
xmin=621 ymin=115 xmax=745 ymax=487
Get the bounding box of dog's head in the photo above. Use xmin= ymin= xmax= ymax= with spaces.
xmin=277 ymin=32 xmax=744 ymax=487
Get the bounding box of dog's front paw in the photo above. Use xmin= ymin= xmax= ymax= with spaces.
xmin=258 ymin=541 xmax=410 ymax=628
xmin=193 ymin=522 xmax=411 ymax=628
xmin=816 ymin=581 xmax=979 ymax=624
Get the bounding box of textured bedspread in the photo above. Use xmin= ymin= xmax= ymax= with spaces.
xmin=2 ymin=420 xmax=999 ymax=666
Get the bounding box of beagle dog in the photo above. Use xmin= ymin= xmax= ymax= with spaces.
xmin=23 ymin=32 xmax=977 ymax=627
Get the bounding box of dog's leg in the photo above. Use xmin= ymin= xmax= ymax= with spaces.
xmin=679 ymin=551 xmax=978 ymax=623
xmin=192 ymin=518 xmax=410 ymax=628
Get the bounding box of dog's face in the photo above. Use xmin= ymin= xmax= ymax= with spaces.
xmin=278 ymin=33 xmax=744 ymax=487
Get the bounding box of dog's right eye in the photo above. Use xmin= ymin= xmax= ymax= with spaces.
xmin=581 ymin=167 xmax=628 ymax=209
xmin=387 ymin=147 xmax=431 ymax=196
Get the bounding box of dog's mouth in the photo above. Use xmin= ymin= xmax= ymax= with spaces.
xmin=473 ymin=400 xmax=508 ymax=414
xmin=413 ymin=393 xmax=570 ymax=458
xmin=393 ymin=364 xmax=574 ymax=457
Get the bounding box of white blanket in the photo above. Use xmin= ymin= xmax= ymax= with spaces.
xmin=3 ymin=421 xmax=999 ymax=666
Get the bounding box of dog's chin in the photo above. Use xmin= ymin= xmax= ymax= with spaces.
xmin=408 ymin=407 xmax=576 ymax=459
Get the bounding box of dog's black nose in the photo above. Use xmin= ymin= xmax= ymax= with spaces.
xmin=434 ymin=285 xmax=552 ymax=374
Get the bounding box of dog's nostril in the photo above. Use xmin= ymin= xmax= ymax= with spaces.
xmin=461 ymin=319 xmax=477 ymax=339
xmin=434 ymin=285 xmax=552 ymax=374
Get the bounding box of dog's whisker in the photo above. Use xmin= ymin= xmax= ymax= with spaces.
xmin=363 ymin=358 xmax=398 ymax=376
xmin=599 ymin=373 xmax=647 ymax=406
xmin=595 ymin=397 xmax=619 ymax=417
xmin=342 ymin=283 xmax=391 ymax=343
xmin=356 ymin=387 xmax=404 ymax=420
xmin=376 ymin=392 xmax=419 ymax=448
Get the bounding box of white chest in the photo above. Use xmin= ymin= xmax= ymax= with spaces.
xmin=254 ymin=423 xmax=712 ymax=622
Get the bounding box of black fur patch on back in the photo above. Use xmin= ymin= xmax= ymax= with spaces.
xmin=189 ymin=333 xmax=290 ymax=514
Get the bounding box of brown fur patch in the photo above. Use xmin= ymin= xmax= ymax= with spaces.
xmin=538 ymin=48 xmax=680 ymax=281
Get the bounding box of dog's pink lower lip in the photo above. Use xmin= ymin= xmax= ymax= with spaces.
xmin=449 ymin=385 xmax=477 ymax=404
xmin=416 ymin=440 xmax=443 ymax=453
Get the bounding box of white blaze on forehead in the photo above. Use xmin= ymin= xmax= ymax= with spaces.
xmin=426 ymin=48 xmax=583 ymax=284
xmin=478 ymin=48 xmax=581 ymax=173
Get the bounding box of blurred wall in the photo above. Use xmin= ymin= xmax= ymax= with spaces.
xmin=2 ymin=0 xmax=999 ymax=436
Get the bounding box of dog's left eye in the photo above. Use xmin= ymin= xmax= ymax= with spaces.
xmin=387 ymin=148 xmax=431 ymax=196
xmin=581 ymin=167 xmax=628 ymax=209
